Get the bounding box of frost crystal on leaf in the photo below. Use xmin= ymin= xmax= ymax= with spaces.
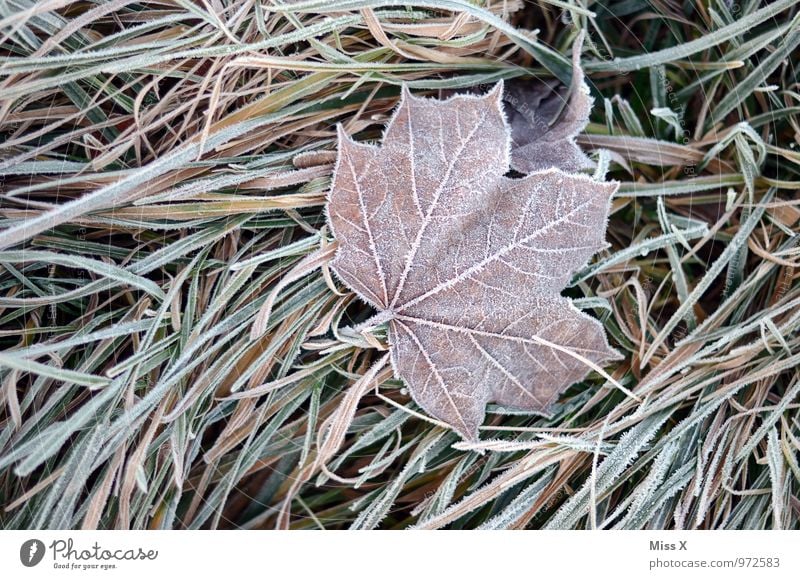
xmin=326 ymin=81 xmax=621 ymax=441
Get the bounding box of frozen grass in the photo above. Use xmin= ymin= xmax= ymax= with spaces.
xmin=0 ymin=0 xmax=799 ymax=529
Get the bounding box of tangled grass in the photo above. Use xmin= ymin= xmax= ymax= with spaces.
xmin=0 ymin=0 xmax=799 ymax=530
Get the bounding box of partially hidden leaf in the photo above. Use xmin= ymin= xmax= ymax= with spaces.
xmin=326 ymin=81 xmax=621 ymax=441
xmin=503 ymin=33 xmax=595 ymax=174
xmin=444 ymin=34 xmax=594 ymax=175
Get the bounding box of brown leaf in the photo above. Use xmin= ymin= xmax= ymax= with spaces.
xmin=504 ymin=33 xmax=595 ymax=174
xmin=326 ymin=81 xmax=621 ymax=441
xmin=441 ymin=35 xmax=594 ymax=175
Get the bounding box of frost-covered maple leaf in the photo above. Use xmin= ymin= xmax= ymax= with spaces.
xmin=504 ymin=33 xmax=595 ymax=174
xmin=443 ymin=34 xmax=595 ymax=176
xmin=326 ymin=81 xmax=621 ymax=441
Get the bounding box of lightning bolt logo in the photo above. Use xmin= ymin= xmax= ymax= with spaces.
xmin=28 ymin=541 xmax=38 ymax=563
xmin=20 ymin=539 xmax=45 ymax=567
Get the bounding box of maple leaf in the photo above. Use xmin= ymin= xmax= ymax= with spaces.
xmin=504 ymin=34 xmax=595 ymax=174
xmin=441 ymin=34 xmax=594 ymax=176
xmin=326 ymin=81 xmax=622 ymax=441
